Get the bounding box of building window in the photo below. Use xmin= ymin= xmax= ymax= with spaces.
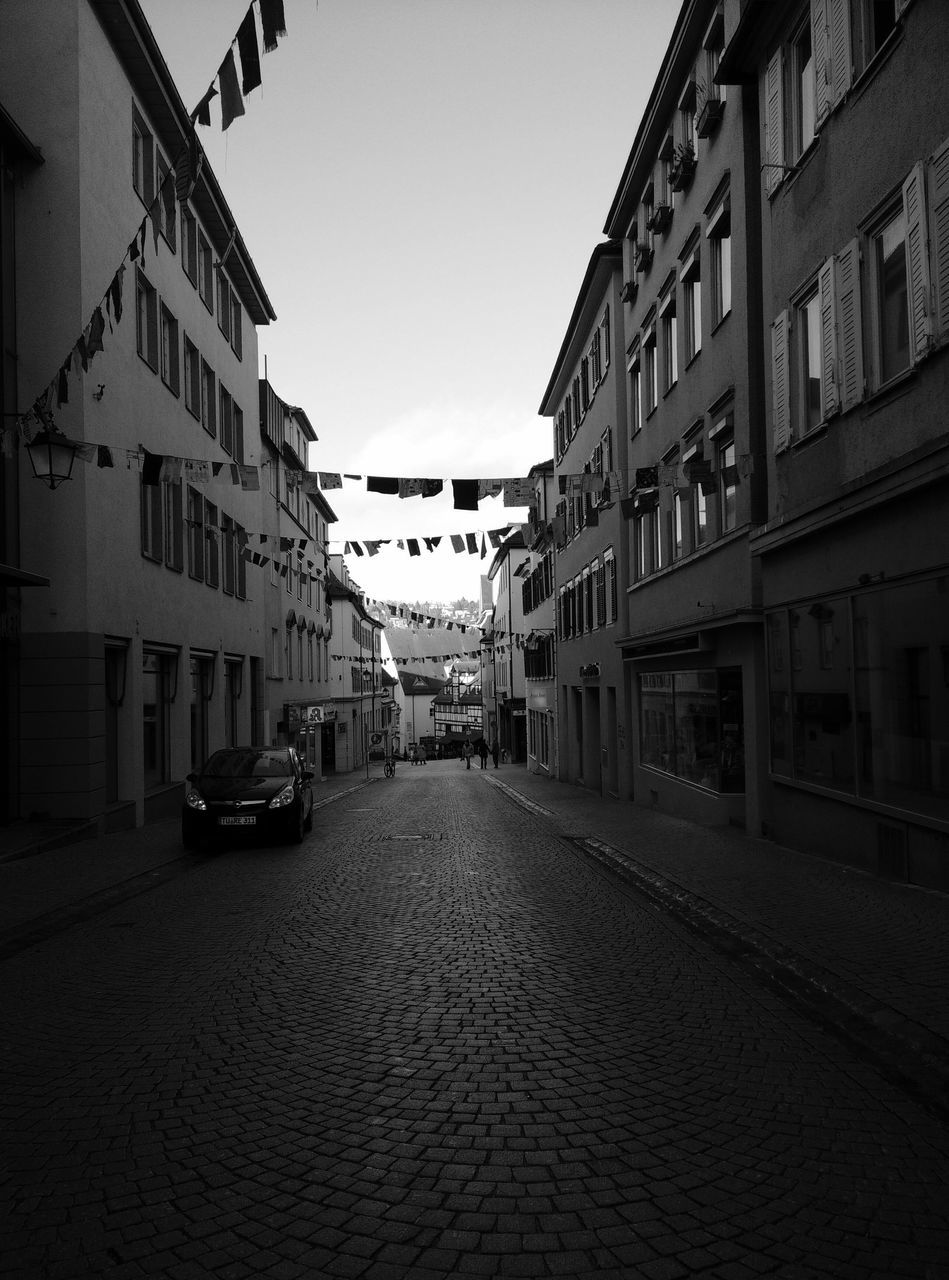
xmin=230 ymin=293 xmax=243 ymax=359
xmin=142 ymin=651 xmax=174 ymax=790
xmin=190 ymin=655 xmax=213 ymax=771
xmin=660 ymin=291 xmax=678 ymax=392
xmin=673 ymin=490 xmax=686 ymax=558
xmin=693 ymin=483 xmax=710 ymax=548
xmin=790 ymin=16 xmax=816 ymax=160
xmin=682 ymin=247 xmax=702 ymax=363
xmin=862 ymin=0 xmax=900 ymax=63
xmin=605 ymin=552 xmax=617 ymax=624
xmin=204 ymin=500 xmax=219 ymax=588
xmin=640 ymin=668 xmax=744 ymax=793
xmin=871 ymin=204 xmax=910 ymax=386
xmin=187 ymin=487 xmax=204 ymax=581
xmin=628 ymin=350 xmax=642 ymax=436
xmin=286 ymin=628 xmax=294 ymax=680
xmin=224 ymin=660 xmax=242 ymax=748
xmin=643 ymin=328 xmax=657 ymax=414
xmin=156 ymin=151 xmax=176 ymax=250
xmin=232 ymin=405 xmax=244 ymax=465
xmin=796 ymin=284 xmax=823 ymax=434
xmin=707 ymin=196 xmax=732 ymax=326
xmin=219 ymin=385 xmax=233 ymax=455
xmin=163 ymin=480 xmax=183 ymax=571
xmin=718 ymin=438 xmax=737 ymax=533
xmin=141 ymin=479 xmax=162 ymax=562
xmin=217 ymin=271 xmax=232 ymax=341
xmin=184 ymin=337 xmax=200 ymax=418
xmin=222 ymin=515 xmax=236 ymax=595
xmin=181 ymin=204 xmax=198 ymax=283
xmin=201 ymin=360 xmax=216 ymax=438
xmin=160 ymin=303 xmax=179 ymax=395
xmin=135 ymin=269 xmax=158 ymax=370
xmin=198 ymin=232 xmax=213 ymax=312
xmin=132 ymin=108 xmax=154 ymax=204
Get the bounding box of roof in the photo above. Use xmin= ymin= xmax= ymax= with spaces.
xmin=398 ymin=672 xmax=446 ymax=697
xmin=538 ymin=240 xmax=624 ymax=415
xmin=91 ymin=0 xmax=277 ymax=325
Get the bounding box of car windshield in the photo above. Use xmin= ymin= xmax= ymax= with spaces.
xmin=202 ymin=750 xmax=293 ymax=778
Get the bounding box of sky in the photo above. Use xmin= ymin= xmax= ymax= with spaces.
xmin=138 ymin=0 xmax=679 ymax=608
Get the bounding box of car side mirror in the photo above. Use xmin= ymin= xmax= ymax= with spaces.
xmin=301 ymin=770 xmax=315 ymax=782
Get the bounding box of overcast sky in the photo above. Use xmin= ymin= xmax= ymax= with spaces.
xmin=138 ymin=0 xmax=678 ymax=606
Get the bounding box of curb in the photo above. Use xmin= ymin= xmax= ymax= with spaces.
xmin=487 ymin=774 xmax=949 ymax=1125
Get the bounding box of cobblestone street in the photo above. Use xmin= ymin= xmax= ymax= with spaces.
xmin=2 ymin=764 xmax=948 ymax=1279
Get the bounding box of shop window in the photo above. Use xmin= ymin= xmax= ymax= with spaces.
xmin=143 ymin=650 xmax=175 ymax=789
xmin=639 ymin=668 xmax=744 ymax=793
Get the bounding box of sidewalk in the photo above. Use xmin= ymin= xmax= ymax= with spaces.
xmin=485 ymin=766 xmax=949 ymax=1122
xmin=1 ymin=762 xmax=946 ymax=1121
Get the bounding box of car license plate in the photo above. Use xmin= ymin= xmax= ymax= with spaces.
xmin=219 ymin=816 xmax=256 ymax=826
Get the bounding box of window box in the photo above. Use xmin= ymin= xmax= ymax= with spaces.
xmin=669 ymin=142 xmax=697 ymax=191
xmin=635 ymin=242 xmax=653 ymax=273
xmin=621 ymin=278 xmax=638 ymax=304
xmin=646 ymin=202 xmax=672 ymax=234
xmin=696 ymin=96 xmax=724 ymax=138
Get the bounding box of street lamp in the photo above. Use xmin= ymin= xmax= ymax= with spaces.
xmin=26 ymin=427 xmax=79 ymax=489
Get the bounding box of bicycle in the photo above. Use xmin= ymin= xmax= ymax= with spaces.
xmin=383 ymin=756 xmax=396 ymax=779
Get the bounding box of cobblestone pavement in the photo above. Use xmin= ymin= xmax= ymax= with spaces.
xmin=2 ymin=765 xmax=948 ymax=1279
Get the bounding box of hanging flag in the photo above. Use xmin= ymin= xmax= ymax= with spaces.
xmin=398 ymin=478 xmax=424 ymax=499
xmin=141 ymin=449 xmax=163 ymax=486
xmin=218 ymin=49 xmax=246 ymax=131
xmin=191 ymin=83 xmax=219 ymax=127
xmin=238 ymin=465 xmax=260 ymax=491
xmin=636 ymin=466 xmax=659 ymax=488
xmin=466 ymin=533 xmax=478 ymax=554
xmin=407 ymin=539 xmax=421 ymax=557
xmin=502 ymin=478 xmax=532 ymax=506
xmin=367 ymin=476 xmax=398 ymax=494
xmin=421 ymin=479 xmax=443 ymax=498
xmin=452 ymin=479 xmax=479 ymax=510
xmin=87 ymin=307 xmax=106 ymax=357
xmin=450 ymin=535 xmax=465 ymax=553
xmin=236 ymin=6 xmax=262 ymax=95
xmin=260 ymin=0 xmax=287 ymax=52
xmin=110 ymin=265 xmax=125 ymax=327
xmin=97 ymin=445 xmax=114 ymax=469
xmin=319 ymin=472 xmax=342 ymax=489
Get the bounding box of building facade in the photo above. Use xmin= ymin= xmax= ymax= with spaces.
xmin=721 ymin=0 xmax=949 ymax=888
xmin=604 ymin=0 xmax=769 ymax=829
xmin=539 ymin=243 xmax=629 ymax=797
xmin=326 ymin=556 xmax=384 ymax=774
xmin=2 ymin=0 xmax=276 ymax=829
xmin=520 ymin=462 xmax=558 ymax=778
xmin=258 ymin=380 xmax=337 ymax=775
xmin=485 ymin=531 xmax=529 ymax=763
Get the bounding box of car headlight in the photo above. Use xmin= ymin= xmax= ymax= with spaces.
xmin=268 ymin=782 xmax=296 ymax=809
xmin=185 ymin=790 xmax=207 ymax=811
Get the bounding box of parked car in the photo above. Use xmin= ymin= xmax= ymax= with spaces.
xmin=182 ymin=746 xmax=314 ymax=847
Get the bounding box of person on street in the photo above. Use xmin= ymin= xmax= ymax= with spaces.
xmin=463 ymin=737 xmax=473 ymax=769
xmin=418 ymin=743 xmax=427 ymax=765
xmin=491 ymin=739 xmax=500 ymax=768
xmin=477 ymin=738 xmax=488 ymax=769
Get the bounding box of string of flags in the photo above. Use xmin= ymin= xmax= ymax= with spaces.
xmin=191 ymin=0 xmax=290 ymax=132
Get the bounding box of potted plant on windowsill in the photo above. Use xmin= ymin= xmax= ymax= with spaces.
xmin=669 ymin=140 xmax=696 ymax=191
xmin=634 ymin=241 xmax=653 ymax=273
xmin=646 ymin=203 xmax=672 ymax=234
xmin=695 ymin=78 xmax=724 ymax=138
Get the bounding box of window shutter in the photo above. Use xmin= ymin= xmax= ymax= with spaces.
xmin=818 ymin=256 xmax=840 ymax=417
xmin=836 ymin=239 xmax=864 ymax=410
xmin=902 ymin=161 xmax=933 ymax=362
xmin=827 ymin=0 xmax=852 ymax=111
xmin=812 ymin=0 xmax=831 ymax=127
xmin=764 ymin=49 xmax=784 ymax=196
xmin=927 ymin=137 xmax=949 ymax=344
xmin=771 ymin=309 xmax=791 ymax=452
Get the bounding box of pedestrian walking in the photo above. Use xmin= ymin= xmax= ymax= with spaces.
xmin=418 ymin=743 xmax=427 ymax=765
xmin=477 ymin=738 xmax=488 ymax=769
xmin=491 ymin=739 xmax=500 ymax=768
xmin=463 ymin=737 xmax=473 ymax=770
